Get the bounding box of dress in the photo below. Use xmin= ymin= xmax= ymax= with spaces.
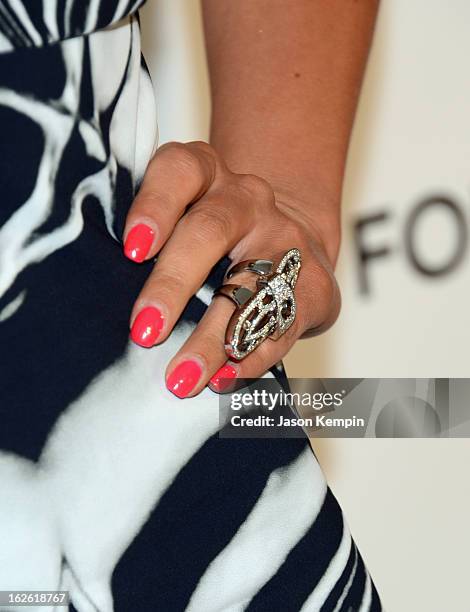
xmin=0 ymin=2 xmax=382 ymax=611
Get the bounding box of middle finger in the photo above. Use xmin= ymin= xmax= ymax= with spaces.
xmin=129 ymin=188 xmax=255 ymax=347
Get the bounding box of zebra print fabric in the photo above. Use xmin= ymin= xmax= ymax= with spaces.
xmin=0 ymin=4 xmax=382 ymax=611
xmin=0 ymin=1 xmax=147 ymax=52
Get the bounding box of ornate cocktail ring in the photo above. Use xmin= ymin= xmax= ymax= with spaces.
xmin=212 ymin=248 xmax=301 ymax=359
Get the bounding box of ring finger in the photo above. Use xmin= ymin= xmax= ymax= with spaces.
xmin=165 ymin=281 xmax=297 ymax=398
xmin=164 ymin=251 xmax=303 ymax=397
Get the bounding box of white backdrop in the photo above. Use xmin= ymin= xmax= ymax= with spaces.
xmin=140 ymin=2 xmax=470 ymax=610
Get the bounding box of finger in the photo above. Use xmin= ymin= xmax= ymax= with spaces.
xmin=209 ymin=324 xmax=295 ymax=393
xmin=164 ymin=295 xmax=238 ymax=398
xmin=163 ymin=250 xmax=302 ymax=398
xmin=208 ymin=257 xmax=339 ymax=389
xmin=123 ymin=141 xmax=218 ymax=262
xmin=164 ymin=257 xmax=301 ymax=398
xmin=227 ymin=332 xmax=295 ymax=382
xmin=163 ymin=254 xmax=335 ymax=396
xmin=129 ymin=188 xmax=256 ymax=347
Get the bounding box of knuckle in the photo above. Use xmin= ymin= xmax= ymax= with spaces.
xmin=298 ymin=263 xmax=338 ymax=332
xmin=159 ymin=140 xmax=186 ymax=151
xmin=160 ymin=141 xmax=204 ymax=178
xmin=315 ymin=264 xmax=336 ymax=308
xmin=176 ymin=149 xmax=202 ymax=176
xmin=238 ymin=174 xmax=274 ymax=203
xmin=158 ymin=140 xmax=187 ymax=157
xmin=186 ymin=141 xmax=218 ymax=180
xmin=295 ymin=302 xmax=314 ymax=335
xmin=187 ymin=140 xmax=214 ymax=155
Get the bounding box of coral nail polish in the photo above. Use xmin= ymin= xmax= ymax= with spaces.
xmin=130 ymin=307 xmax=164 ymax=347
xmin=124 ymin=223 xmax=155 ymax=262
xmin=210 ymin=363 xmax=237 ymax=392
xmin=166 ymin=360 xmax=202 ymax=398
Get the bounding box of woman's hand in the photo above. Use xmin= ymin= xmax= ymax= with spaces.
xmin=123 ymin=141 xmax=341 ymax=398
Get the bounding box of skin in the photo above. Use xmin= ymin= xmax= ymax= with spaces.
xmin=124 ymin=0 xmax=379 ymax=397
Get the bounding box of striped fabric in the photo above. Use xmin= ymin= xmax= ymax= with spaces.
xmin=0 ymin=0 xmax=146 ymax=52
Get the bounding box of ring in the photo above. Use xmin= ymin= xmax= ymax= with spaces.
xmin=213 ymin=248 xmax=301 ymax=359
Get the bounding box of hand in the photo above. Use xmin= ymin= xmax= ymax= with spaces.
xmin=123 ymin=141 xmax=341 ymax=398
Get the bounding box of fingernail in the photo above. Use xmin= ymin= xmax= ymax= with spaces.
xmin=130 ymin=306 xmax=164 ymax=347
xmin=210 ymin=363 xmax=237 ymax=392
xmin=166 ymin=360 xmax=202 ymax=398
xmin=124 ymin=223 xmax=155 ymax=262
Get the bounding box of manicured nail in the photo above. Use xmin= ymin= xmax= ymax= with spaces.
xmin=124 ymin=223 xmax=155 ymax=262
xmin=130 ymin=306 xmax=164 ymax=347
xmin=166 ymin=360 xmax=202 ymax=398
xmin=210 ymin=363 xmax=237 ymax=392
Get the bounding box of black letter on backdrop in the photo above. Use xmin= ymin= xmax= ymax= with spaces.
xmin=354 ymin=211 xmax=391 ymax=295
xmin=405 ymin=196 xmax=468 ymax=277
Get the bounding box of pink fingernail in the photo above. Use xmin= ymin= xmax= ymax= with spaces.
xmin=130 ymin=306 xmax=164 ymax=347
xmin=210 ymin=363 xmax=237 ymax=392
xmin=166 ymin=360 xmax=202 ymax=398
xmin=124 ymin=223 xmax=155 ymax=262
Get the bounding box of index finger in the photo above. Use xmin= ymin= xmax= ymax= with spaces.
xmin=123 ymin=141 xmax=219 ymax=262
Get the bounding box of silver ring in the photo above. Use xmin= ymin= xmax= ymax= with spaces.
xmin=213 ymin=248 xmax=301 ymax=359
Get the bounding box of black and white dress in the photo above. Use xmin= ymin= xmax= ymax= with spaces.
xmin=0 ymin=2 xmax=382 ymax=611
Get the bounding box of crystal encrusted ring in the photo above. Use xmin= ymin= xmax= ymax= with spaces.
xmin=213 ymin=248 xmax=301 ymax=360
